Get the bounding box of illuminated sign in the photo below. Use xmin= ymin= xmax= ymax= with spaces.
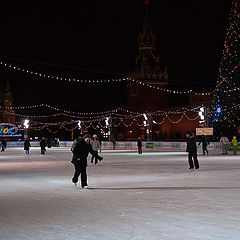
xmin=0 ymin=123 xmax=22 ymax=137
xmin=196 ymin=128 xmax=213 ymax=136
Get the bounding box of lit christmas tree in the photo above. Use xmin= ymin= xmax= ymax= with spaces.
xmin=211 ymin=0 xmax=240 ymax=136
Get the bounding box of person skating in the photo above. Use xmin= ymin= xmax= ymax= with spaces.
xmin=220 ymin=135 xmax=229 ymax=155
xmin=198 ymin=134 xmax=210 ymax=155
xmin=231 ymin=136 xmax=238 ymax=155
xmin=137 ymin=137 xmax=142 ymax=154
xmin=90 ymin=134 xmax=101 ymax=165
xmin=56 ymin=138 xmax=60 ymax=147
xmin=186 ymin=131 xmax=199 ymax=170
xmin=71 ymin=134 xmax=103 ymax=189
xmin=24 ymin=138 xmax=31 ymax=156
xmin=1 ymin=139 xmax=7 ymax=152
xmin=40 ymin=138 xmax=47 ymax=155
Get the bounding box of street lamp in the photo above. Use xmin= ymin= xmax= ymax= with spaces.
xmin=105 ymin=117 xmax=111 ymax=140
xmin=23 ymin=119 xmax=29 ymax=129
xmin=199 ymin=107 xmax=207 ymax=126
xmin=143 ymin=113 xmax=148 ymax=121
xmin=78 ymin=120 xmax=82 ymax=131
xmin=143 ymin=113 xmax=152 ymax=141
xmin=23 ymin=119 xmax=29 ymax=139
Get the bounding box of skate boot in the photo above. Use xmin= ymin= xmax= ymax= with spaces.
xmin=73 ymin=182 xmax=78 ymax=187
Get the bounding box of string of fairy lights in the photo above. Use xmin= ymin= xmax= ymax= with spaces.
xmin=0 ymin=60 xmax=213 ymax=95
xmin=0 ymin=102 xmax=204 ymax=133
xmin=14 ymin=111 xmax=201 ymax=133
xmin=3 ymin=103 xmax=202 ymax=116
xmin=1 ymin=101 xmax=206 ymax=134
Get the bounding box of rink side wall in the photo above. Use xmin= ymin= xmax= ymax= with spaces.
xmin=4 ymin=141 xmax=230 ymax=153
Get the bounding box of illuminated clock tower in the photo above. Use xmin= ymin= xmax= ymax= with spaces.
xmin=0 ymin=74 xmax=15 ymax=123
xmin=127 ymin=0 xmax=168 ymax=111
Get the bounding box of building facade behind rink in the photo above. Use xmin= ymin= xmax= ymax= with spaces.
xmin=127 ymin=3 xmax=168 ymax=112
xmin=0 ymin=74 xmax=15 ymax=124
xmin=119 ymin=2 xmax=202 ymax=141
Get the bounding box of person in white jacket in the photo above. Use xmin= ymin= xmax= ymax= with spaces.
xmin=90 ymin=134 xmax=101 ymax=165
xmin=220 ymin=135 xmax=229 ymax=155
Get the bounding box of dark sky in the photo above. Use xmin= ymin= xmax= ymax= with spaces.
xmin=0 ymin=0 xmax=232 ymax=110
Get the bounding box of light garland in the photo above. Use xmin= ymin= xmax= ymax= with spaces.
xmin=0 ymin=61 xmax=126 ymax=84
xmin=131 ymin=79 xmax=212 ymax=96
xmin=1 ymin=60 xmax=213 ymax=95
xmin=4 ymin=106 xmax=205 ymax=121
xmin=6 ymin=104 xmax=120 ymax=116
xmin=14 ymin=110 xmax=200 ymax=133
xmin=4 ymin=103 xmax=205 ymax=117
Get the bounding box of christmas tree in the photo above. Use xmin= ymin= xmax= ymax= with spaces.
xmin=211 ymin=0 xmax=240 ymax=136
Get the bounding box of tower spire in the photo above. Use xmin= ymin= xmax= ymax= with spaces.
xmin=143 ymin=1 xmax=152 ymax=34
xmin=133 ymin=0 xmax=168 ymax=85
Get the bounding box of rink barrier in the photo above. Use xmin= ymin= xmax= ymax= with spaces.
xmin=3 ymin=141 xmax=237 ymax=152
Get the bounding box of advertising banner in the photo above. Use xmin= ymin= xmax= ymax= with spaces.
xmin=196 ymin=128 xmax=213 ymax=136
xmin=146 ymin=142 xmax=154 ymax=148
xmin=0 ymin=123 xmax=22 ymax=137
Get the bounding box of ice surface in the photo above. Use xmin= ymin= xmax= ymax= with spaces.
xmin=0 ymin=148 xmax=240 ymax=240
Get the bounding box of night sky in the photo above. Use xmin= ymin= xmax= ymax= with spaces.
xmin=0 ymin=0 xmax=232 ymax=111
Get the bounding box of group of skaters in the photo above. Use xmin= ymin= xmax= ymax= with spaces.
xmin=23 ymin=137 xmax=60 ymax=156
xmin=186 ymin=131 xmax=238 ymax=170
xmin=220 ymin=135 xmax=238 ymax=155
xmin=23 ymin=137 xmax=47 ymax=156
xmin=198 ymin=134 xmax=238 ymax=156
xmin=1 ymin=131 xmax=239 ymax=188
xmin=70 ymin=132 xmax=239 ymax=189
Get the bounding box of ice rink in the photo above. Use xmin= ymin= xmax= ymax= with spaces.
xmin=0 ymin=148 xmax=240 ymax=240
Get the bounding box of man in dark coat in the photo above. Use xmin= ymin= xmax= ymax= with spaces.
xmin=137 ymin=137 xmax=142 ymax=154
xmin=24 ymin=138 xmax=31 ymax=156
xmin=1 ymin=139 xmax=7 ymax=151
xmin=71 ymin=134 xmax=103 ymax=189
xmin=198 ymin=134 xmax=210 ymax=155
xmin=40 ymin=138 xmax=47 ymax=155
xmin=186 ymin=131 xmax=199 ymax=170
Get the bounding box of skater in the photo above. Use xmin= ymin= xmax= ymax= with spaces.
xmin=1 ymin=139 xmax=7 ymax=152
xmin=220 ymin=135 xmax=229 ymax=155
xmin=56 ymin=138 xmax=60 ymax=147
xmin=231 ymin=136 xmax=238 ymax=155
xmin=90 ymin=134 xmax=101 ymax=165
xmin=24 ymin=138 xmax=31 ymax=156
xmin=137 ymin=137 xmax=142 ymax=154
xmin=186 ymin=131 xmax=199 ymax=170
xmin=71 ymin=134 xmax=103 ymax=188
xmin=112 ymin=139 xmax=116 ymax=150
xmin=198 ymin=134 xmax=210 ymax=155
xmin=40 ymin=138 xmax=47 ymax=155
